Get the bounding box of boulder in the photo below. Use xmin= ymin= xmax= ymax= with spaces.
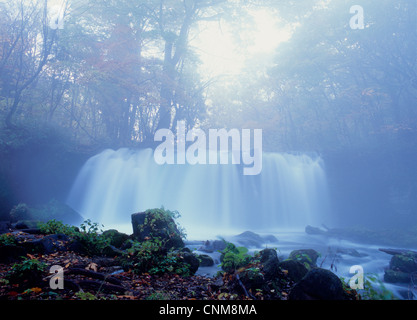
xmin=258 ymin=248 xmax=280 ymax=280
xmin=383 ymin=251 xmax=417 ymax=284
xmin=102 ymin=229 xmax=130 ymax=248
xmin=288 ymin=249 xmax=320 ymax=269
xmin=181 ymin=251 xmax=200 ymax=275
xmin=21 ymin=234 xmax=71 ymax=254
xmin=131 ymin=209 xmax=184 ymax=250
xmin=278 ymin=259 xmax=308 ymax=283
xmin=389 ymin=252 xmax=417 ymax=274
xmin=198 ymin=240 xmax=227 ymax=253
xmin=233 ymin=231 xmax=278 ymax=248
xmin=198 ymin=254 xmax=214 ymax=267
xmin=384 ymin=269 xmax=411 ymax=284
xmin=288 ymin=268 xmax=348 ymax=300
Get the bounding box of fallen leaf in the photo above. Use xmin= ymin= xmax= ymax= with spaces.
xmin=31 ymin=287 xmax=42 ymax=294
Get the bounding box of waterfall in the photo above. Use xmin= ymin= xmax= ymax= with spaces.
xmin=66 ymin=148 xmax=332 ymax=236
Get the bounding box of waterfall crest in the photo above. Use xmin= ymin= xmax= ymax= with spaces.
xmin=67 ymin=148 xmax=332 ymax=235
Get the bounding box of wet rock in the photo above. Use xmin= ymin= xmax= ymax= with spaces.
xmin=288 ymin=268 xmax=348 ymax=300
xmin=20 ymin=234 xmax=71 ymax=254
xmin=181 ymin=251 xmax=200 ymax=275
xmin=198 ymin=254 xmax=214 ymax=267
xmin=102 ymin=229 xmax=130 ymax=248
xmin=288 ymin=249 xmax=320 ymax=269
xmin=233 ymin=231 xmax=278 ymax=248
xmin=258 ymin=248 xmax=280 ymax=280
xmin=198 ymin=240 xmax=227 ymax=253
xmin=131 ymin=210 xmax=184 ymax=250
xmin=384 ymin=269 xmax=411 ymax=284
xmin=278 ymin=259 xmax=308 ymax=283
xmin=384 ymin=251 xmax=417 ymax=284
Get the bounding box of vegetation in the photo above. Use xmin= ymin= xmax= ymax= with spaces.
xmin=219 ymin=241 xmax=253 ymax=273
xmin=6 ymin=257 xmax=47 ymax=287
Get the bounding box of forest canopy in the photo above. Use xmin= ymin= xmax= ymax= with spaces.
xmin=0 ymin=0 xmax=416 ymax=153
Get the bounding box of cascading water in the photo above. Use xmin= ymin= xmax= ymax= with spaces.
xmin=66 ymin=148 xmax=332 ymax=237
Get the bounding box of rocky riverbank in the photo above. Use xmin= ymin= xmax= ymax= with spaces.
xmin=0 ymin=211 xmax=415 ymax=300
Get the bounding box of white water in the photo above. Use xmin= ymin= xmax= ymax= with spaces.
xmin=66 ymin=148 xmax=333 ymax=234
xmin=66 ymin=148 xmax=416 ymax=299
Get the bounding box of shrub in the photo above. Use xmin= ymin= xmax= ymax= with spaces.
xmin=7 ymin=257 xmax=47 ymax=287
xmin=220 ymin=241 xmax=252 ymax=273
xmin=119 ymin=237 xmax=192 ymax=276
xmin=38 ymin=219 xmax=78 ymax=236
xmin=0 ymin=233 xmax=18 ymax=246
xmin=74 ymin=219 xmax=110 ymax=256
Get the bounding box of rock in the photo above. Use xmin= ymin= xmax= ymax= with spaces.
xmin=101 ymin=244 xmax=124 ymax=257
xmin=131 ymin=209 xmax=184 ymax=250
xmin=198 ymin=240 xmax=227 ymax=253
xmin=258 ymin=248 xmax=280 ymax=280
xmin=384 ymin=269 xmax=411 ymax=284
xmin=21 ymin=234 xmax=71 ymax=254
xmin=198 ymin=254 xmax=214 ymax=267
xmin=389 ymin=252 xmax=417 ymax=274
xmin=102 ymin=229 xmax=130 ymax=248
xmin=288 ymin=249 xmax=320 ymax=269
xmin=259 ymin=248 xmax=278 ymax=263
xmin=278 ymin=259 xmax=308 ymax=283
xmin=336 ymin=248 xmax=368 ymax=258
xmin=305 ymin=225 xmax=326 ymax=235
xmin=288 ymin=268 xmax=348 ymax=300
xmin=181 ymin=251 xmax=200 ymax=275
xmin=209 ymin=277 xmax=224 ymax=291
xmin=236 ymin=267 xmax=265 ymax=292
xmin=383 ymin=252 xmax=417 ymax=284
xmin=233 ymin=231 xmax=277 ymax=248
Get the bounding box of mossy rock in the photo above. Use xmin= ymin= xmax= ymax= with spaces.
xmin=389 ymin=252 xmax=417 ymax=274
xmin=102 ymin=229 xmax=131 ymax=248
xmin=288 ymin=249 xmax=320 ymax=269
xmin=131 ymin=209 xmax=184 ymax=250
xmin=198 ymin=254 xmax=214 ymax=267
xmin=384 ymin=269 xmax=411 ymax=284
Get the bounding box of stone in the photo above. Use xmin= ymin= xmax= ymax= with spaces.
xmin=258 ymin=248 xmax=280 ymax=281
xmin=288 ymin=249 xmax=320 ymax=269
xmin=198 ymin=254 xmax=214 ymax=267
xmin=102 ymin=229 xmax=130 ymax=248
xmin=233 ymin=231 xmax=274 ymax=248
xmin=181 ymin=251 xmax=200 ymax=275
xmin=131 ymin=209 xmax=184 ymax=250
xmin=278 ymin=259 xmax=308 ymax=283
xmin=384 ymin=269 xmax=411 ymax=284
xmin=198 ymin=240 xmax=227 ymax=253
xmin=288 ymin=268 xmax=348 ymax=300
xmin=20 ymin=234 xmax=70 ymax=254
